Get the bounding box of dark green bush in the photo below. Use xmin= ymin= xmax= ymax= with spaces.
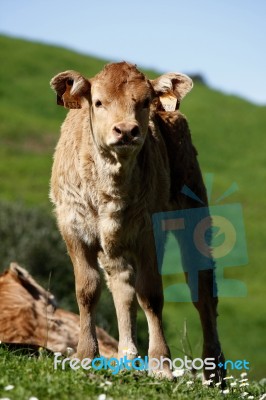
xmin=0 ymin=200 xmax=76 ymax=310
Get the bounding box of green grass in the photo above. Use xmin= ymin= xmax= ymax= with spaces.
xmin=0 ymin=33 xmax=266 ymax=393
xmin=0 ymin=346 xmax=265 ymax=400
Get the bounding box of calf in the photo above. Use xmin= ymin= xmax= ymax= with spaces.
xmin=50 ymin=62 xmax=224 ymax=380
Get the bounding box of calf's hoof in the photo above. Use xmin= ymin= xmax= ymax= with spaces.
xmin=203 ymin=351 xmax=226 ymax=388
xmin=148 ymin=367 xmax=173 ymax=381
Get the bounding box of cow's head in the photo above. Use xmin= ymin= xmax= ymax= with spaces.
xmin=50 ymin=62 xmax=192 ymax=157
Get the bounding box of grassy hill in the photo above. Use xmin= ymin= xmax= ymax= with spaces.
xmin=0 ymin=34 xmax=266 ymax=387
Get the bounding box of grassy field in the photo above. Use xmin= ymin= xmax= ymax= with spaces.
xmin=0 ymin=34 xmax=266 ymax=397
xmin=0 ymin=346 xmax=265 ymax=400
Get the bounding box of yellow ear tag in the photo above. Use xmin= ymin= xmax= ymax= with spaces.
xmin=159 ymin=93 xmax=177 ymax=111
xmin=62 ymin=81 xmax=82 ymax=109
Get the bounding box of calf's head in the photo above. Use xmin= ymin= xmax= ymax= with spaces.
xmin=51 ymin=62 xmax=193 ymax=156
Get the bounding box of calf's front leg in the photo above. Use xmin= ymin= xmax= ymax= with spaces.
xmin=136 ymin=246 xmax=173 ymax=380
xmin=99 ymin=252 xmax=138 ymax=359
xmin=63 ymin=233 xmax=101 ymax=359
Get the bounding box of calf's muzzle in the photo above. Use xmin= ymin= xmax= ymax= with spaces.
xmin=111 ymin=122 xmax=140 ymax=145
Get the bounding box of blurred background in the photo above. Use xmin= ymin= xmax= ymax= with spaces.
xmin=0 ymin=0 xmax=265 ymax=380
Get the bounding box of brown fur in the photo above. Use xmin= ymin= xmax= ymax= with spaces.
xmin=0 ymin=263 xmax=118 ymax=357
xmin=50 ymin=62 xmax=224 ymax=380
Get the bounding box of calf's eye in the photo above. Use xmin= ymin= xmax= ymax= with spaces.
xmin=95 ymin=100 xmax=102 ymax=108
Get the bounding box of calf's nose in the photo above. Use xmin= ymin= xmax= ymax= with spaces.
xmin=112 ymin=122 xmax=140 ymax=140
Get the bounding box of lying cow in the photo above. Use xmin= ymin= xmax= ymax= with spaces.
xmin=0 ymin=263 xmax=118 ymax=357
xmin=50 ymin=62 xmax=224 ymax=380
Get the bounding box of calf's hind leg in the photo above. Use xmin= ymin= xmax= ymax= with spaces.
xmin=191 ymin=269 xmax=226 ymax=383
xmin=179 ymin=235 xmax=225 ymax=382
xmin=175 ymin=214 xmax=225 ymax=383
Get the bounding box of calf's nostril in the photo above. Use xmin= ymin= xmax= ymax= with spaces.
xmin=114 ymin=126 xmax=122 ymax=135
xmin=131 ymin=126 xmax=140 ymax=137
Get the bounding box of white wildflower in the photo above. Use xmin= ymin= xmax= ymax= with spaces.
xmin=241 ymin=372 xmax=247 ymax=378
xmin=222 ymin=389 xmax=230 ymax=394
xmin=223 ymin=375 xmax=234 ymax=380
xmin=215 ymin=382 xmax=222 ymax=387
xmin=29 ymin=397 xmax=39 ymax=400
xmin=0 ymin=398 xmax=11 ymax=400
xmin=209 ymin=373 xmax=215 ymax=378
xmin=239 ymin=382 xmax=249 ymax=387
xmin=186 ymin=380 xmax=193 ymax=386
xmin=259 ymin=395 xmax=266 ymax=400
xmin=203 ymin=379 xmax=213 ymax=385
xmin=239 ymin=378 xmax=249 ymax=383
xmin=241 ymin=392 xmax=249 ymax=397
xmin=230 ymin=381 xmax=237 ymax=387
xmin=4 ymin=386 xmax=14 ymax=391
xmin=172 ymin=369 xmax=185 ymax=378
xmin=98 ymin=395 xmax=106 ymax=400
xmin=99 ymin=381 xmax=112 ymax=388
xmin=247 ymin=396 xmax=254 ymax=399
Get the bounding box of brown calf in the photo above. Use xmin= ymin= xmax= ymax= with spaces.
xmin=50 ymin=62 xmax=224 ymax=380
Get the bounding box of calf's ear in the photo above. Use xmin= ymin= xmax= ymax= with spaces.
xmin=50 ymin=70 xmax=91 ymax=109
xmin=151 ymin=73 xmax=193 ymax=111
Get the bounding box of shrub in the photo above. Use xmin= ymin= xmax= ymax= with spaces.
xmin=0 ymin=200 xmax=76 ymax=310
